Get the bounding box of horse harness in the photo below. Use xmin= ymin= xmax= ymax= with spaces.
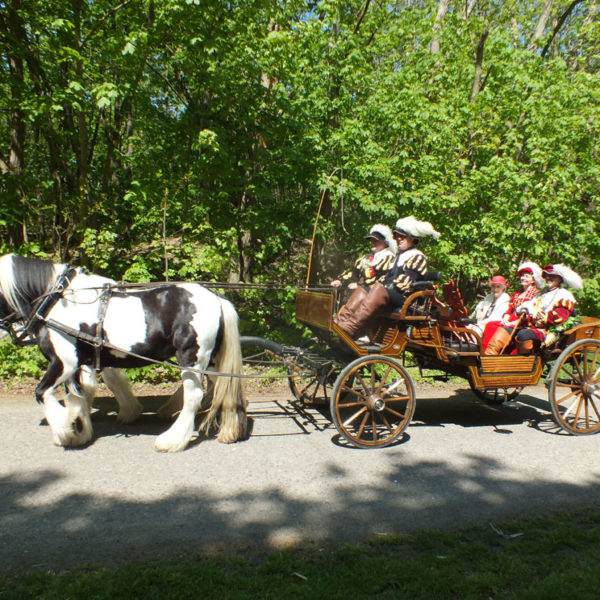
xmin=1 ymin=272 xmax=269 ymax=379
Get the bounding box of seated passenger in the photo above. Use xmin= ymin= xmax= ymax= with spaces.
xmin=334 ymin=215 xmax=440 ymax=338
xmin=468 ymin=275 xmax=510 ymax=337
xmin=486 ymin=263 xmax=582 ymax=355
xmin=483 ymin=262 xmax=543 ymax=353
xmin=330 ymin=224 xmax=396 ymax=291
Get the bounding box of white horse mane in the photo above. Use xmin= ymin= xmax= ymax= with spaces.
xmin=0 ymin=254 xmax=64 ymax=317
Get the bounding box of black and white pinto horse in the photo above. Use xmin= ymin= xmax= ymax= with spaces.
xmin=0 ymin=254 xmax=246 ymax=452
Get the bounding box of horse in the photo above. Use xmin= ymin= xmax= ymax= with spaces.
xmin=0 ymin=253 xmax=246 ymax=452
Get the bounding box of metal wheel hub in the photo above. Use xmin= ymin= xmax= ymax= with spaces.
xmin=582 ymin=381 xmax=599 ymax=398
xmin=367 ymin=395 xmax=386 ymax=412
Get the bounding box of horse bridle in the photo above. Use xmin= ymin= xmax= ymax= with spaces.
xmin=0 ymin=265 xmax=78 ymax=347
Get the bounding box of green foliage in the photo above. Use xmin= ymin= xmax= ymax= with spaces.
xmin=0 ymin=339 xmax=46 ymax=381
xmin=1 ymin=0 xmax=599 ymax=326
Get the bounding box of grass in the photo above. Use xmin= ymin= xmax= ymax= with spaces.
xmin=1 ymin=508 xmax=599 ymax=599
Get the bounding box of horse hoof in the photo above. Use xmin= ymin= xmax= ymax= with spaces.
xmin=154 ymin=434 xmax=188 ymax=453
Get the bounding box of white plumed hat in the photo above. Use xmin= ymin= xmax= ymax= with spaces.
xmin=367 ymin=224 xmax=397 ymax=253
xmin=394 ymin=216 xmax=440 ymax=240
xmin=517 ymin=261 xmax=544 ymax=289
xmin=542 ymin=264 xmax=583 ymax=290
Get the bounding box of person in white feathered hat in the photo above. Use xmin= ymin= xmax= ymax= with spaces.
xmin=484 ymin=261 xmax=543 ymax=354
xmin=330 ymin=224 xmax=396 ymax=290
xmin=334 ymin=216 xmax=440 ymax=340
xmin=487 ymin=262 xmax=583 ymax=355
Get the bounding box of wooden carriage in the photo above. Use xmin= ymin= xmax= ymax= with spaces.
xmin=283 ymin=281 xmax=600 ymax=448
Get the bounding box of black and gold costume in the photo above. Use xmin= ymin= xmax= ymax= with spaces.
xmin=339 ymin=249 xmax=395 ymax=288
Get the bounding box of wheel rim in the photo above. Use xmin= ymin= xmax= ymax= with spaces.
xmin=549 ymin=340 xmax=600 ymax=435
xmin=331 ymin=356 xmax=415 ymax=448
xmin=289 ymin=366 xmax=329 ymax=404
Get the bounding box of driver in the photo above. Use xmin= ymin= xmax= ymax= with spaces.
xmin=334 ymin=216 xmax=440 ymax=339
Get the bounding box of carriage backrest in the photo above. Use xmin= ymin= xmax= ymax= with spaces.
xmin=295 ymin=289 xmax=335 ymax=330
xmin=441 ymin=280 xmax=469 ymax=320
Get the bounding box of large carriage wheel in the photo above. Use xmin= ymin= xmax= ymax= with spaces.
xmin=468 ymin=380 xmax=523 ymax=404
xmin=330 ymin=355 xmax=416 ymax=448
xmin=547 ymin=339 xmax=600 ymax=435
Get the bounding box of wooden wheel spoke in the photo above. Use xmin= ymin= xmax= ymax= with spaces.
xmin=342 ymin=406 xmax=368 ymax=427
xmin=555 ymin=387 xmax=581 ymax=405
xmin=589 ymin=395 xmax=600 ymax=421
xmin=562 ymin=394 xmax=582 ymax=419
xmin=370 ymin=412 xmax=378 ymax=442
xmin=381 ymin=394 xmax=410 ymax=404
xmin=384 ymin=406 xmax=406 ymax=420
xmin=381 ymin=413 xmax=397 ymax=434
xmin=340 ymin=383 xmax=368 ymax=401
xmin=558 ymin=363 xmax=577 ymax=383
xmin=356 ymin=412 xmax=370 ymax=438
xmin=355 ymin=372 xmax=374 ymax=397
xmin=555 ymin=381 xmax=579 ymax=389
xmin=570 ymin=354 xmax=585 ymax=381
xmin=376 ymin=365 xmax=392 ymax=395
xmin=586 ymin=347 xmax=600 ymax=377
xmin=573 ymin=395 xmax=584 ymax=424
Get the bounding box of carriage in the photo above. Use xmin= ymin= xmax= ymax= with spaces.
xmin=242 ymin=278 xmax=600 ymax=448
xmin=1 ymin=252 xmax=600 ymax=451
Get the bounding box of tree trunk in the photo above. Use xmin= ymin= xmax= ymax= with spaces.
xmin=528 ymin=0 xmax=554 ymax=51
xmin=431 ymin=0 xmax=450 ymax=55
xmin=470 ymin=29 xmax=489 ymax=103
xmin=2 ymin=2 xmax=27 ymax=247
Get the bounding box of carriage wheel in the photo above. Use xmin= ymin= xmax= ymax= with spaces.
xmin=468 ymin=380 xmax=523 ymax=404
xmin=288 ymin=363 xmax=332 ymax=405
xmin=547 ymin=339 xmax=600 ymax=435
xmin=330 ymin=355 xmax=416 ymax=448
xmin=240 ymin=336 xmax=291 ymax=392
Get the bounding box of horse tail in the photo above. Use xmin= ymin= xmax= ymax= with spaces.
xmin=201 ymin=297 xmax=247 ymax=443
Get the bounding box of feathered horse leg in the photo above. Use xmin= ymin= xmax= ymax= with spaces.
xmin=100 ymin=367 xmax=142 ymax=423
xmin=155 ymin=370 xmax=204 ymax=452
xmin=37 ymin=358 xmax=93 ymax=447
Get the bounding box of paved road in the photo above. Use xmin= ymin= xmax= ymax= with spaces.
xmin=1 ymin=381 xmax=599 ymax=573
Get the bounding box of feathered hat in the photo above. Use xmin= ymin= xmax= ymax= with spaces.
xmin=517 ymin=261 xmax=544 ymax=289
xmin=393 ymin=216 xmax=440 ymax=240
xmin=542 ymin=264 xmax=583 ymax=290
xmin=366 ymin=224 xmax=397 ymax=253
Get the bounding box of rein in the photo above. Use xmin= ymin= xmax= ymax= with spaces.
xmin=2 ymin=273 xmax=316 ymax=379
xmin=40 ymin=317 xmax=291 ymax=379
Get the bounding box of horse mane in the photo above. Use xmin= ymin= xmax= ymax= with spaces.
xmin=0 ymin=254 xmax=64 ymax=317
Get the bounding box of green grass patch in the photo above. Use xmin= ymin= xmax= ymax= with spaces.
xmin=1 ymin=508 xmax=599 ymax=599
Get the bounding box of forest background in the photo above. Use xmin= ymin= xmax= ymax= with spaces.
xmin=1 ymin=0 xmax=599 ymax=343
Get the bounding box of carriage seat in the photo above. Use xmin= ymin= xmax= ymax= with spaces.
xmin=390 ymin=271 xmax=441 ymax=314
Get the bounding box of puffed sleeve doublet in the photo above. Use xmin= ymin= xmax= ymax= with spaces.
xmin=385 ymin=248 xmax=428 ymax=294
xmin=339 ymin=249 xmax=395 ymax=287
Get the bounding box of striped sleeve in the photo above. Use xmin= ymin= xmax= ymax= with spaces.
xmin=389 ymin=253 xmax=428 ymax=294
xmin=339 ymin=255 xmax=364 ymax=283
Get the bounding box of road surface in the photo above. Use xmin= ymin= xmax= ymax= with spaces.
xmin=1 ymin=380 xmax=599 ymax=573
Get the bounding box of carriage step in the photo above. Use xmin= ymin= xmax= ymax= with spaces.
xmin=359 ymin=343 xmax=383 ymax=351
